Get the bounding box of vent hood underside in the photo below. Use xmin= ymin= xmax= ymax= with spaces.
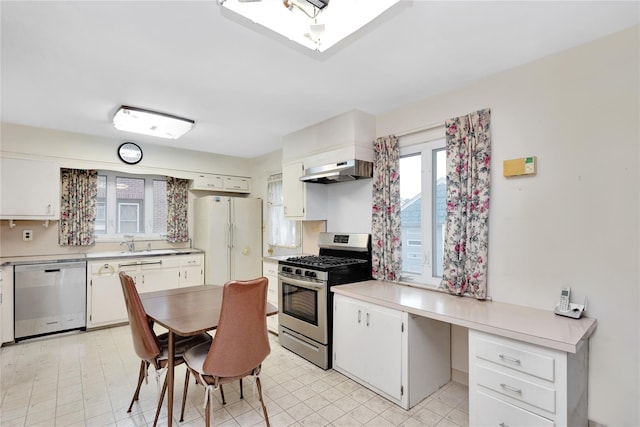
xmin=299 ymin=159 xmax=373 ymax=184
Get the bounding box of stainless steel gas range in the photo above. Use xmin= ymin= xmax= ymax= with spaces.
xmin=278 ymin=232 xmax=372 ymax=369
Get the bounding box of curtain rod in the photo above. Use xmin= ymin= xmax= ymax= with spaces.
xmin=395 ymin=120 xmax=445 ymax=138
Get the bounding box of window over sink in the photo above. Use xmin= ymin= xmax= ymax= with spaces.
xmin=95 ymin=171 xmax=167 ymax=239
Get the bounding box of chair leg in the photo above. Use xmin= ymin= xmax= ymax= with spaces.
xmin=256 ymin=376 xmax=270 ymax=427
xmin=127 ymin=360 xmax=147 ymax=413
xmin=219 ymin=384 xmax=226 ymax=405
xmin=205 ymin=388 xmax=211 ymax=427
xmin=240 ymin=378 xmax=243 ymax=399
xmin=152 ymin=374 xmax=168 ymax=427
xmin=180 ymin=368 xmax=190 ymax=422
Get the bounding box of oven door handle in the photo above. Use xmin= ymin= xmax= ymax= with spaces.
xmin=279 ymin=274 xmax=325 ymax=290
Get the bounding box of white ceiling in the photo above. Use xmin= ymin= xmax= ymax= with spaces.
xmin=1 ymin=1 xmax=638 ymax=159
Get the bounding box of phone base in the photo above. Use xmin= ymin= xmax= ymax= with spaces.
xmin=554 ymin=303 xmax=585 ymax=319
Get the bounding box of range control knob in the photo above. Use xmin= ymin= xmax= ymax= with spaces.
xmin=305 ymin=271 xmax=317 ymax=278
xmin=295 ymin=269 xmax=302 ymax=275
xmin=282 ymin=266 xmax=292 ymax=273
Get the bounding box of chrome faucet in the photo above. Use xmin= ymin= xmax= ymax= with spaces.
xmin=120 ymin=235 xmax=136 ymax=252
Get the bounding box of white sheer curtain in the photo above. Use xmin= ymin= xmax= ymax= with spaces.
xmin=267 ymin=175 xmax=300 ymax=247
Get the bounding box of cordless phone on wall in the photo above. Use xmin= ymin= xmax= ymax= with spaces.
xmin=554 ymin=286 xmax=585 ymax=319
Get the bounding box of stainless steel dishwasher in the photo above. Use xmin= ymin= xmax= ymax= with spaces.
xmin=14 ymin=261 xmax=87 ymax=341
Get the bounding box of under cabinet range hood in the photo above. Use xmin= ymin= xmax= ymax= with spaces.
xmin=300 ymin=159 xmax=373 ymax=184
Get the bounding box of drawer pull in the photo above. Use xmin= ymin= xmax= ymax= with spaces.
xmin=499 ymin=423 xmax=510 ymax=427
xmin=499 ymin=354 xmax=521 ymax=365
xmin=500 ymin=383 xmax=522 ymax=394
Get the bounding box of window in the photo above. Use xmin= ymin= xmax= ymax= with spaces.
xmin=95 ymin=171 xmax=167 ymax=239
xmin=399 ymin=138 xmax=446 ymax=286
xmin=267 ymin=174 xmax=300 ymax=248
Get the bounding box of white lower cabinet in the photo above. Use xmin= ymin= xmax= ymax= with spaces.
xmin=179 ymin=255 xmax=204 ymax=287
xmin=469 ymin=329 xmax=588 ymax=427
xmin=332 ymin=294 xmax=451 ymax=409
xmin=87 ymin=262 xmax=128 ymax=327
xmin=87 ymin=254 xmax=203 ymax=329
xmin=263 ymin=259 xmax=279 ymax=334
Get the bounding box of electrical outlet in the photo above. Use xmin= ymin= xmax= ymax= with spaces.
xmin=22 ymin=229 xmax=33 ymax=241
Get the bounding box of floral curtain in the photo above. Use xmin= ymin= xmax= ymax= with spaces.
xmin=371 ymin=135 xmax=402 ymax=281
xmin=59 ymin=168 xmax=97 ymax=246
xmin=166 ymin=177 xmax=189 ymax=243
xmin=441 ymin=108 xmax=491 ymax=299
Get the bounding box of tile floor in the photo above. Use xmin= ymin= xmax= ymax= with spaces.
xmin=1 ymin=326 xmax=469 ymax=426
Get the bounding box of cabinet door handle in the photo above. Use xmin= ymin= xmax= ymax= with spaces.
xmin=499 ymin=354 xmax=521 ymax=365
xmin=499 ymin=423 xmax=510 ymax=427
xmin=366 ymin=312 xmax=370 ymax=327
xmin=357 ymin=309 xmax=361 ymax=323
xmin=118 ymin=262 xmax=139 ymax=268
xmin=500 ymin=383 xmax=522 ymax=394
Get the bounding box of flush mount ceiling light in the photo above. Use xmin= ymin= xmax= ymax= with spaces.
xmin=112 ymin=106 xmax=195 ymax=139
xmin=218 ymin=0 xmax=400 ymax=52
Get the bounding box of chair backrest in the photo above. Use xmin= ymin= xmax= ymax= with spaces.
xmin=202 ymin=277 xmax=270 ymax=378
xmin=119 ymin=272 xmax=162 ymax=362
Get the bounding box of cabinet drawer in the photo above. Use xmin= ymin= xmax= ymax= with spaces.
xmin=475 ymin=335 xmax=555 ymax=382
xmin=89 ymin=262 xmax=118 ymax=275
xmin=477 ymin=365 xmax=556 ymax=414
xmin=181 ymin=257 xmax=202 ymax=267
xmin=223 ymin=176 xmax=250 ymax=192
xmin=476 ymin=391 xmax=554 ymax=427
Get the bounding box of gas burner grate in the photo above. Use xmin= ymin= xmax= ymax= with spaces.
xmin=285 ymin=255 xmax=367 ymax=268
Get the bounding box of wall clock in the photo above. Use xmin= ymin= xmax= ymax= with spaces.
xmin=117 ymin=142 xmax=143 ymax=165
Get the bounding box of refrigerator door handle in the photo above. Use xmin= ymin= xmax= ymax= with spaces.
xmin=228 ymin=222 xmax=233 ymax=249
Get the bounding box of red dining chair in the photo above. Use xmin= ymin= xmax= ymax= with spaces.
xmin=183 ymin=277 xmax=271 ymax=427
xmin=119 ymin=272 xmax=212 ymax=426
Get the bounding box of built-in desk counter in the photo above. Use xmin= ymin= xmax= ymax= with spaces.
xmin=331 ymin=280 xmax=597 ymax=426
xmin=331 ymin=280 xmax=596 ymax=353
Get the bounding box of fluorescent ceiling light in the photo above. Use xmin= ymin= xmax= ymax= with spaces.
xmin=113 ymin=106 xmax=195 ymax=139
xmin=218 ymin=0 xmax=400 ymax=52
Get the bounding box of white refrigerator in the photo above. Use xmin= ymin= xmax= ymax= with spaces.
xmin=193 ymin=196 xmax=262 ymax=285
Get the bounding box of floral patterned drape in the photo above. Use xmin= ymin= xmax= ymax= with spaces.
xmin=441 ymin=109 xmax=491 ymax=299
xmin=59 ymin=168 xmax=97 ymax=246
xmin=371 ymin=135 xmax=402 ymax=281
xmin=166 ymin=177 xmax=189 ymax=243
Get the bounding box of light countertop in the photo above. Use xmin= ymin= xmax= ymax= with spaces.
xmin=331 ymin=280 xmax=597 ymax=354
xmin=263 ymin=255 xmax=293 ymax=262
xmin=1 ymin=248 xmax=204 ymax=266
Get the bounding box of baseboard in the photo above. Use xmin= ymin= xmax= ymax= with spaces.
xmin=451 ymin=368 xmax=468 ymax=386
xmin=588 ymin=420 xmax=607 ymax=427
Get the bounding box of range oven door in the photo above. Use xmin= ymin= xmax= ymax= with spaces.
xmin=278 ymin=273 xmax=327 ymax=345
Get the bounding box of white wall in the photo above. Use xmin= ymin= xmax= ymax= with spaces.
xmin=375 ymin=26 xmax=639 ymax=427
xmin=326 ymin=179 xmax=372 ymax=233
xmin=1 ymin=122 xmax=253 ymax=178
xmin=0 ymin=123 xmax=257 ymax=257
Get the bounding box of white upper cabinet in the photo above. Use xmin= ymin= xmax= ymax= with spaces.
xmin=0 ymin=157 xmax=60 ymax=220
xmin=190 ymin=173 xmax=251 ymax=193
xmin=282 ymin=161 xmax=327 ymax=220
xmin=281 ymin=110 xmax=374 ymax=220
xmin=282 ymin=110 xmax=376 ymax=165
